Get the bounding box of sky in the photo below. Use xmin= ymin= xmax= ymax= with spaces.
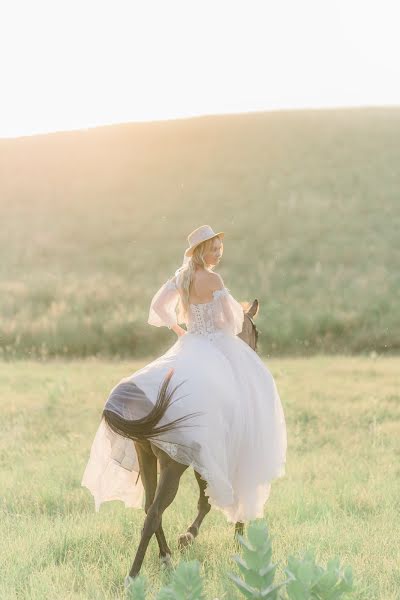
xmin=1 ymin=0 xmax=400 ymax=138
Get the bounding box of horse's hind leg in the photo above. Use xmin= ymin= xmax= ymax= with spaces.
xmin=134 ymin=440 xmax=171 ymax=561
xmin=128 ymin=449 xmax=188 ymax=578
xmin=178 ymin=469 xmax=211 ymax=549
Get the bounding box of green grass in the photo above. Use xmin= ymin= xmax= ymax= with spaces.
xmin=0 ymin=107 xmax=399 ymax=358
xmin=1 ymin=356 xmax=399 ymax=598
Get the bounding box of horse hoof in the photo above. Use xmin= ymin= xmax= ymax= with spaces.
xmin=178 ymin=531 xmax=195 ymax=549
xmin=160 ymin=553 xmax=172 ymax=568
xmin=124 ymin=575 xmax=135 ymax=589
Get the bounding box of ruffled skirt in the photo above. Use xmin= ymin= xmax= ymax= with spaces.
xmin=82 ymin=331 xmax=287 ymax=523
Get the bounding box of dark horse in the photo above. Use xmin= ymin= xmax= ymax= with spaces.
xmin=103 ymin=299 xmax=260 ymax=583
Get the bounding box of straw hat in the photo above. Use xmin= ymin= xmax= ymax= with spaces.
xmin=184 ymin=225 xmax=224 ymax=257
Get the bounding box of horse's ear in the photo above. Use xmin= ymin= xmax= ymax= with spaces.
xmin=247 ymin=299 xmax=259 ymax=319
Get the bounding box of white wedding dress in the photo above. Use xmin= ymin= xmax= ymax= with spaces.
xmin=82 ymin=274 xmax=287 ymax=524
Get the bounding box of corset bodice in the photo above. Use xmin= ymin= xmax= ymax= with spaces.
xmin=187 ymin=300 xmax=219 ymax=337
xmin=186 ymin=289 xmax=228 ymax=339
xmin=155 ymin=280 xmax=241 ymax=339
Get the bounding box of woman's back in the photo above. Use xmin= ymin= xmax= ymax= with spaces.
xmin=188 ymin=269 xmax=222 ymax=305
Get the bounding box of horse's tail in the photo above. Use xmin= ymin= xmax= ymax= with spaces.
xmin=103 ymin=368 xmax=201 ymax=443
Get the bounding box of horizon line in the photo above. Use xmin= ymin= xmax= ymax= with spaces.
xmin=2 ymin=102 xmax=400 ymax=141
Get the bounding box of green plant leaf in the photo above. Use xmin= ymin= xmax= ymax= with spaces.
xmin=343 ymin=565 xmax=353 ymax=587
xmin=228 ymin=573 xmax=260 ymax=599
xmin=326 ymin=577 xmax=354 ymax=599
xmin=156 ymin=587 xmax=176 ymax=600
xmin=326 ymin=589 xmax=346 ymax=600
xmin=260 ymin=580 xmax=289 ymax=599
xmin=327 ymin=557 xmax=340 ymax=571
xmin=303 ymin=550 xmax=315 ymax=562
xmin=126 ymin=575 xmax=147 ymax=600
xmin=236 ymin=533 xmax=257 ymax=553
xmin=286 ymin=578 xmax=312 ymax=600
xmin=230 ymin=519 xmax=281 ymax=591
xmin=230 ymin=519 xmax=354 ymax=600
xmin=259 ymin=562 xmax=278 ymax=578
xmin=287 ymin=556 xmax=299 ymax=571
xmin=167 ymin=560 xmax=205 ymax=600
xmin=314 ymin=569 xmax=339 ymax=592
xmin=296 ymin=563 xmax=314 ymax=586
xmin=233 ymin=555 xmax=252 ymax=572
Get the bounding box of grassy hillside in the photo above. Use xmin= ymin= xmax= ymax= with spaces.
xmin=1 ymin=356 xmax=399 ymax=598
xmin=0 ymin=107 xmax=399 ymax=358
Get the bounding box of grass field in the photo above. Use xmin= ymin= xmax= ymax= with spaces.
xmin=1 ymin=355 xmax=399 ymax=599
xmin=1 ymin=107 xmax=399 ymax=358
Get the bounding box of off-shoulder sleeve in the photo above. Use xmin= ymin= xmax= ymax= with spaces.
xmin=214 ymin=287 xmax=244 ymax=336
xmin=147 ymin=277 xmax=180 ymax=328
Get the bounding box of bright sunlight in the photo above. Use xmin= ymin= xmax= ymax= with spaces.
xmin=1 ymin=0 xmax=400 ymax=137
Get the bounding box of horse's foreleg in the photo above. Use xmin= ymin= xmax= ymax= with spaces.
xmin=178 ymin=469 xmax=211 ymax=549
xmin=128 ymin=451 xmax=187 ymax=579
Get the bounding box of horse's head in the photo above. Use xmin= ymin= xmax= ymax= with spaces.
xmin=238 ymin=299 xmax=260 ymax=352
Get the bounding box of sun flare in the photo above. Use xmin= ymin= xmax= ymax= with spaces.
xmin=1 ymin=0 xmax=400 ymax=138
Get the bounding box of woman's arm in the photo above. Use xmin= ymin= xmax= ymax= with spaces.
xmin=148 ymin=277 xmax=179 ymax=328
xmin=169 ymin=323 xmax=186 ymax=337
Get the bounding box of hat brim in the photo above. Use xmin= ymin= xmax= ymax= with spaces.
xmin=184 ymin=231 xmax=224 ymax=257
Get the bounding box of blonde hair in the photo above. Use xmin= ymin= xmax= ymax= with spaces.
xmin=176 ymin=236 xmax=223 ymax=323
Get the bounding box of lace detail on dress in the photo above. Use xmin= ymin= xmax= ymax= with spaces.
xmin=212 ymin=287 xmax=230 ymax=300
xmin=188 ymin=303 xmax=216 ymax=335
xmin=148 ymin=277 xmax=243 ymax=337
xmin=186 ymin=287 xmax=230 ymax=340
xmin=154 ymin=440 xmax=178 ymax=458
xmin=152 ymin=438 xmax=214 ymax=496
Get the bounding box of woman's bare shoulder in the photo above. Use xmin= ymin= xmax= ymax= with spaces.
xmin=208 ymin=271 xmax=225 ymax=291
xmin=194 ymin=270 xmax=224 ymax=288
xmin=189 ymin=271 xmax=224 ymax=303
